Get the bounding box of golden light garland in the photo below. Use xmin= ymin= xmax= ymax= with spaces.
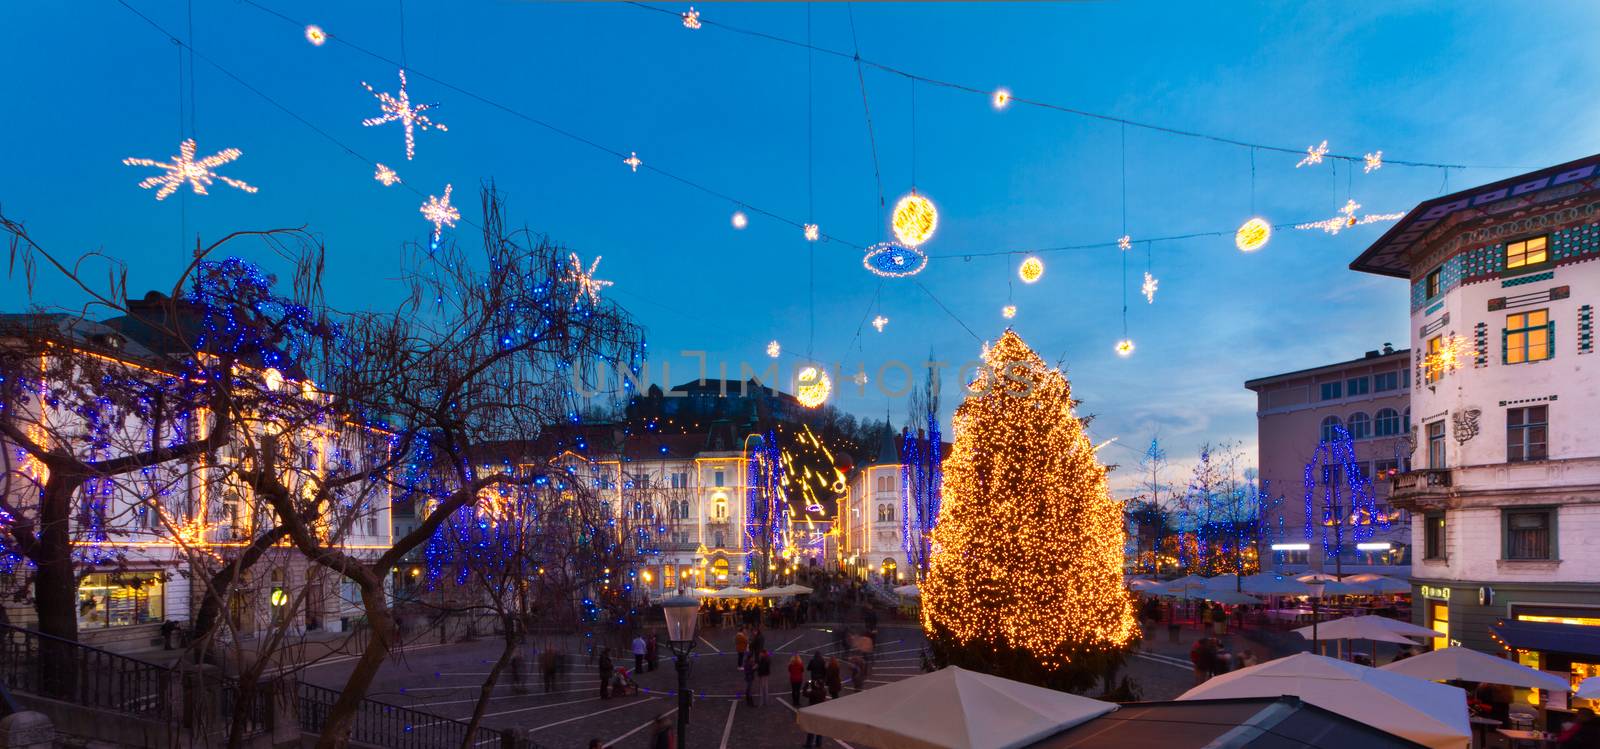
xmin=1364 ymin=151 xmax=1384 ymax=173
xmin=1002 ymin=305 xmax=1016 ymax=319
xmin=892 ymin=192 xmax=939 ymax=247
xmin=1295 ymin=199 xmax=1403 ymax=235
xmin=373 ymin=163 xmax=400 ymax=186
xmin=624 ymin=151 xmax=642 ymax=172
xmin=564 ymin=253 xmax=614 ymax=304
xmin=1424 ymin=333 xmax=1470 ymax=380
xmin=361 ymin=69 xmax=446 ymax=161
xmin=420 ymin=183 xmax=460 ymax=238
xmin=1296 ymin=140 xmax=1328 ymax=168
xmin=795 ymin=366 xmax=831 ymax=408
xmin=766 ymin=340 xmax=781 ymax=358
xmin=1018 ymin=256 xmax=1044 ymax=284
xmin=1117 ymin=234 xmax=1132 ymax=251
xmin=872 ymin=315 xmax=889 ymax=332
xmin=124 ymin=138 xmax=258 ymax=201
xmin=1235 ymin=217 xmax=1271 ymax=252
xmin=922 ymin=331 xmax=1136 ymax=670
xmin=681 ymin=7 xmax=702 ymax=29
xmin=1141 ymin=271 xmax=1158 ymax=304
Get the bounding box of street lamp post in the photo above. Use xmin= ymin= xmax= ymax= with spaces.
xmin=1306 ymin=581 xmax=1326 ymax=656
xmin=661 ymin=595 xmax=700 ymax=746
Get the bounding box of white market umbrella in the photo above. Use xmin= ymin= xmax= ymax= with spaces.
xmin=1126 ymin=578 xmax=1165 ymax=591
xmin=757 ymin=586 xmax=789 ymax=598
xmin=1341 ymin=575 xmax=1411 ymax=595
xmin=1238 ymin=573 xmax=1313 ymax=596
xmin=781 ymin=583 xmax=814 ymax=595
xmin=1577 ymin=678 xmax=1600 ymax=699
xmin=1296 ymin=615 xmax=1439 ymax=644
xmin=893 ymin=584 xmax=921 ymax=598
xmin=1297 ymin=573 xmax=1344 ymax=582
xmin=1162 ymin=575 xmax=1210 ymax=597
xmin=1381 ymin=646 xmax=1569 ymax=691
xmin=797 ymin=666 xmax=1115 ymax=749
xmin=1179 ymin=652 xmax=1469 ymax=749
xmin=709 ymin=586 xmax=758 ymax=599
xmin=1202 ymin=590 xmax=1263 ymax=606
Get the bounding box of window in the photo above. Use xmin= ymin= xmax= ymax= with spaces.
xmin=1424 ymin=513 xmax=1447 ymax=560
xmin=1374 ymin=458 xmax=1399 ymax=478
xmin=1507 ymin=406 xmax=1549 ymax=462
xmin=1425 ymin=268 xmax=1442 ymax=299
xmin=1346 ymin=377 xmax=1370 ymax=396
xmin=1348 ymin=412 xmax=1371 ymax=439
xmin=713 ymin=531 xmax=725 ymax=548
xmin=1404 ymin=407 xmax=1411 ymax=432
xmin=1429 ymin=601 xmax=1449 ymax=652
xmin=1504 ymin=509 xmax=1555 ymax=560
xmin=1374 ymin=408 xmax=1401 ymax=437
xmin=1374 ymin=371 xmax=1400 ymax=392
xmin=712 ymin=496 xmax=727 ymax=520
xmin=1320 ymin=416 xmax=1343 ymax=443
xmin=77 ymin=572 xmax=164 ymax=629
xmin=1320 ymin=381 xmax=1343 ymax=401
xmin=713 ymin=470 xmax=725 ymax=487
xmin=1505 ymin=309 xmax=1553 ymax=364
xmin=1427 ymin=420 xmax=1447 ymax=468
xmin=1425 ymin=335 xmax=1443 ymax=384
xmin=1506 ymin=236 xmax=1548 ymax=270
xmin=669 ymin=472 xmax=688 ymax=489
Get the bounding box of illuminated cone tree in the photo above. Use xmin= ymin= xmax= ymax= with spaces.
xmin=922 ymin=331 xmax=1137 ymax=691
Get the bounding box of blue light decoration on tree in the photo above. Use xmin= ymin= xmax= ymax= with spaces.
xmin=897 ymin=420 xmax=943 ymax=577
xmin=744 ymin=429 xmax=786 ymax=582
xmin=1302 ymin=425 xmax=1390 ymax=571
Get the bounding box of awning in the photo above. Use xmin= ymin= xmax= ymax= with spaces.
xmin=1490 ymin=619 xmax=1600 ymax=660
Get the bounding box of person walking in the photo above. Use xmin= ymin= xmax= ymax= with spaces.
xmin=599 ymin=648 xmax=614 ymax=699
xmin=632 ymin=633 xmax=648 ymax=673
xmin=741 ymin=649 xmax=758 ymax=706
xmin=802 ymin=678 xmax=829 ymax=747
xmin=646 ymin=633 xmax=660 ymax=673
xmin=825 ymin=656 xmax=843 ymax=699
xmin=649 ymin=712 xmax=675 ymax=749
xmin=787 ymin=654 xmax=805 ymax=705
xmin=848 ymin=653 xmax=866 ymax=691
xmin=734 ymin=625 xmax=749 ymax=669
xmin=541 ymin=648 xmax=559 ymax=693
xmin=751 ymin=624 xmax=765 ymax=659
xmin=808 ymin=651 xmax=827 ymax=684
xmin=756 ymin=649 xmax=772 ymax=706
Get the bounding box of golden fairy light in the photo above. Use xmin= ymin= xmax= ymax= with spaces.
xmin=1141 ymin=271 xmax=1158 ymax=304
xmin=731 ymin=211 xmax=748 ymax=229
xmin=992 ymin=88 xmax=1012 ymax=110
xmin=1018 ymin=256 xmax=1044 ymax=284
xmin=871 ymin=315 xmax=889 ymax=332
xmin=124 ymin=139 xmax=258 ymax=201
xmin=1117 ymin=235 xmax=1132 ymax=251
xmin=922 ymin=331 xmax=1137 ymax=672
xmin=1295 ymin=199 xmax=1403 ymax=235
xmin=682 ymin=6 xmax=702 ymax=29
xmin=420 ymin=183 xmax=460 ymax=238
xmin=795 ymin=366 xmax=831 ymax=408
xmin=1002 ymin=305 xmax=1017 ymax=319
xmin=1115 ymin=338 xmax=1135 ymax=357
xmin=766 ymin=340 xmax=781 ymax=358
xmin=1364 ymin=151 xmax=1384 ymax=173
xmin=1235 ymin=217 xmax=1271 ymax=252
xmin=804 ymin=223 xmax=820 ymax=241
xmin=1296 ymin=140 xmax=1328 ymax=168
xmin=564 ymin=253 xmax=614 ymax=304
xmin=373 ymin=163 xmax=400 ymax=186
xmin=305 ymin=25 xmax=328 ymax=46
xmin=361 ymin=69 xmax=447 ymax=161
xmin=624 ymin=151 xmax=642 ymax=172
xmin=892 ymin=192 xmax=939 ymax=247
xmin=1424 ymin=333 xmax=1469 ymax=380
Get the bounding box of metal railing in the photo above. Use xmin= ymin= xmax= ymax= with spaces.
xmin=297 ymin=682 xmax=505 ymax=748
xmin=0 ymin=622 xmax=170 ymax=719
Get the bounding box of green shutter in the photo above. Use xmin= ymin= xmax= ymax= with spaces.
xmin=1502 ymin=328 xmax=1509 ymax=364
xmin=1548 ymin=321 xmax=1556 ymax=359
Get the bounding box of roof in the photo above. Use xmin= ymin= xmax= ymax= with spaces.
xmin=1350 ymin=152 xmax=1600 ymax=278
xmin=1243 ymin=349 xmax=1410 ymax=390
xmin=1030 ymin=696 xmax=1425 ymax=749
xmin=1490 ymin=619 xmax=1600 ymax=660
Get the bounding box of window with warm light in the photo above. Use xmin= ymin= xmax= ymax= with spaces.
xmin=77 ymin=572 xmax=165 ymax=629
xmin=1505 ymin=309 xmax=1552 ymax=364
xmin=1425 ymin=335 xmax=1443 ymax=383
xmin=1505 ymin=236 xmax=1548 ymax=270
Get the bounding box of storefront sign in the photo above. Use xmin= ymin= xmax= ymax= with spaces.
xmin=1421 ymin=584 xmax=1451 ymax=601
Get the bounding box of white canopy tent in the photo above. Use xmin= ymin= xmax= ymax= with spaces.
xmin=1178 ymin=652 xmax=1470 ymax=749
xmin=1201 ymin=590 xmax=1263 ymax=606
xmin=780 ymin=583 xmax=814 ymax=595
xmin=1577 ymin=678 xmax=1600 ymax=700
xmin=1340 ymin=574 xmax=1412 ymax=595
xmin=1381 ymin=646 xmax=1569 ymax=691
xmin=1235 ymin=573 xmax=1314 ymax=596
xmin=1295 ymin=615 xmax=1439 ymax=644
xmin=893 ymin=584 xmax=921 ymax=598
xmin=796 ymin=666 xmax=1115 ymax=749
xmin=756 ymin=586 xmax=789 ymax=598
xmin=707 ymin=586 xmax=758 ymax=599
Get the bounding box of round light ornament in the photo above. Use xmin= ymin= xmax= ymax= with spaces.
xmin=1018 ymin=256 xmax=1045 ymax=284
xmin=1236 ymin=217 xmax=1271 ymax=252
xmin=1115 ymin=339 xmax=1135 ymax=357
xmin=891 ymin=192 xmax=938 ymax=247
xmin=731 ymin=211 xmax=748 ymax=230
xmin=795 ymin=366 xmax=832 ymax=409
xmin=862 ymin=241 xmax=929 ymax=278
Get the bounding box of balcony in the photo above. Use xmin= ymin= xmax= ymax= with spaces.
xmin=1388 ymin=469 xmax=1454 ymax=511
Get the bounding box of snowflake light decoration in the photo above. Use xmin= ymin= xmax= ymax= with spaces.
xmin=1118 ymin=235 xmax=1132 ymax=251
xmin=767 ymin=340 xmax=781 ymax=358
xmin=1115 ymin=338 xmax=1136 ymax=357
xmin=872 ymin=315 xmax=889 ymax=332
xmin=624 ymin=152 xmax=642 ymax=172
xmin=374 ymin=163 xmax=400 ymax=186
xmin=420 ymin=183 xmax=460 ymax=238
xmin=1296 ymin=140 xmax=1329 ymax=168
xmin=305 ymin=25 xmax=328 ymax=46
xmin=682 ymin=7 xmax=702 ymax=29
xmin=804 ymin=223 xmax=820 ymax=241
xmin=1364 ymin=151 xmax=1383 ymax=173
xmin=124 ymin=138 xmax=258 ymax=201
xmin=564 ymin=253 xmax=614 ymax=304
xmin=1295 ymin=199 xmax=1403 ymax=235
xmin=1002 ymin=305 xmax=1017 ymax=319
xmin=361 ymin=69 xmax=446 ymax=161
xmin=1141 ymin=271 xmax=1158 ymax=303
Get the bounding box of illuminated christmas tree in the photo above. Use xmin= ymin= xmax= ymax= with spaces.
xmin=922 ymin=331 xmax=1137 ymax=691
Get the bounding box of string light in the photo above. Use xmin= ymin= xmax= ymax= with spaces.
xmin=361 ymin=69 xmax=447 ymax=161
xmin=767 ymin=340 xmax=781 ymax=358
xmin=795 ymin=366 xmax=831 ymax=408
xmin=922 ymin=331 xmax=1136 ymax=676
xmin=420 ymin=183 xmax=460 ymax=239
xmin=1364 ymin=151 xmax=1384 ymax=173
xmin=731 ymin=211 xmax=748 ymax=229
xmin=892 ymin=192 xmax=939 ymax=247
xmin=1018 ymin=256 xmax=1044 ymax=284
xmin=374 ymin=163 xmax=400 ymax=186
xmin=624 ymin=151 xmax=642 ymax=172
xmin=1115 ymin=338 xmax=1135 ymax=357
xmin=1002 ymin=305 xmax=1016 ymax=319
xmin=1235 ymin=217 xmax=1271 ymax=252
xmin=1296 ymin=140 xmax=1328 ymax=168
xmin=564 ymin=253 xmax=614 ymax=304
xmin=123 ymin=138 xmax=258 ymax=201
xmin=1117 ymin=235 xmax=1132 ymax=251
xmin=804 ymin=223 xmax=820 ymax=241
xmin=305 ymin=25 xmax=327 ymax=46
xmin=872 ymin=315 xmax=889 ymax=332
xmin=1295 ymin=199 xmax=1403 ymax=235
xmin=1141 ymin=271 xmax=1158 ymax=304
xmin=992 ymin=88 xmax=1011 ymax=110
xmin=681 ymin=6 xmax=701 ymax=29
xmin=862 ymin=242 xmax=928 ymax=278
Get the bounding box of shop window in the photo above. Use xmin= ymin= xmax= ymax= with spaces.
xmin=1429 ymin=600 xmax=1449 ymax=651
xmin=1504 ymin=508 xmax=1556 ymax=560
xmin=78 ymin=572 xmax=164 ymax=629
xmin=1425 ymin=335 xmax=1444 ymax=383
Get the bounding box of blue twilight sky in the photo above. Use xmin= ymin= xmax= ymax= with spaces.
xmin=3 ymin=2 xmax=1598 ymax=491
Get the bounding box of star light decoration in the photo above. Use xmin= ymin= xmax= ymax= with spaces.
xmin=420 ymin=183 xmax=460 ymax=240
xmin=872 ymin=315 xmax=889 ymax=332
xmin=1002 ymin=305 xmax=1017 ymax=319
xmin=804 ymin=223 xmax=820 ymax=241
xmin=993 ymin=88 xmax=1012 ymax=110
xmin=361 ymin=69 xmax=447 ymax=161
xmin=305 ymin=25 xmax=328 ymax=46
xmin=852 ymin=370 xmax=869 ymax=386
xmin=1118 ymin=235 xmax=1132 ymax=251
xmin=767 ymin=340 xmax=781 ymax=358
xmin=564 ymin=253 xmax=614 ymax=304
xmin=123 ymin=138 xmax=259 ymax=200
xmin=1115 ymin=339 xmax=1136 ymax=357
xmin=1141 ymin=271 xmax=1158 ymax=303
xmin=374 ymin=163 xmax=400 ymax=186
xmin=1364 ymin=151 xmax=1384 ymax=173
xmin=1295 ymin=199 xmax=1404 ymax=235
xmin=682 ymin=7 xmax=701 ymax=29
xmin=624 ymin=151 xmax=642 ymax=172
xmin=1296 ymin=140 xmax=1329 ymax=168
